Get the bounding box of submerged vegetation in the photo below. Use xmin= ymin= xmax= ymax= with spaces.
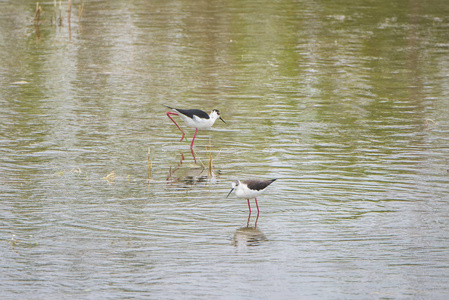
xmin=53 ymin=141 xmax=221 ymax=188
xmin=166 ymin=138 xmax=221 ymax=186
xmin=33 ymin=0 xmax=84 ymax=43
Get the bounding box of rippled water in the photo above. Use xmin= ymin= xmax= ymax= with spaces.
xmin=1 ymin=0 xmax=449 ymax=298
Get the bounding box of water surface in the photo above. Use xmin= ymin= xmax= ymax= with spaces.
xmin=1 ymin=0 xmax=449 ymax=298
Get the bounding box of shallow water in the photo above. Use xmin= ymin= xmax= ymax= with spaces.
xmin=1 ymin=0 xmax=449 ymax=298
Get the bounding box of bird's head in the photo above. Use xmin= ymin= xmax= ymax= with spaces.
xmin=211 ymin=109 xmax=226 ymax=124
xmin=226 ymin=180 xmax=240 ymax=198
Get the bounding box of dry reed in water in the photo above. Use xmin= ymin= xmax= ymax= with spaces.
xmin=34 ymin=3 xmax=42 ymax=25
xmin=103 ymin=171 xmax=115 ymax=183
xmin=191 ymin=147 xmax=206 ymax=168
xmin=426 ymin=119 xmax=436 ymax=130
xmin=34 ymin=3 xmax=42 ymax=43
xmin=67 ymin=0 xmax=72 ymax=40
xmin=206 ymin=139 xmax=222 ymax=178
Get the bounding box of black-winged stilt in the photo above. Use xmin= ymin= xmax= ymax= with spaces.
xmin=164 ymin=105 xmax=225 ymax=162
xmin=226 ymin=179 xmax=277 ymax=215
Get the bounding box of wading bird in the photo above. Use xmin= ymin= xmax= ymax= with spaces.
xmin=226 ymin=179 xmax=277 ymax=216
xmin=164 ymin=105 xmax=225 ymax=162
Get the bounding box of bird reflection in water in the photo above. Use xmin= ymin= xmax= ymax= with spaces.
xmin=166 ymin=153 xmax=218 ymax=186
xmin=233 ymin=220 xmax=267 ymax=247
xmin=247 ymin=211 xmax=259 ymax=228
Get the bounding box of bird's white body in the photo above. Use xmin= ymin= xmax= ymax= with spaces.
xmin=177 ymin=110 xmax=221 ymax=130
xmin=232 ymin=180 xmax=266 ymax=199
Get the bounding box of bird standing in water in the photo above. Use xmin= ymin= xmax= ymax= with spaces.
xmin=226 ymin=179 xmax=277 ymax=216
xmin=164 ymin=105 xmax=226 ymax=163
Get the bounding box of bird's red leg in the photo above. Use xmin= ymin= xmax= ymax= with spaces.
xmin=190 ymin=128 xmax=198 ymax=149
xmin=166 ymin=112 xmax=187 ymax=142
xmin=247 ymin=199 xmax=252 ymax=215
xmin=255 ymin=198 xmax=260 ymax=215
xmin=189 ymin=128 xmax=199 ymax=164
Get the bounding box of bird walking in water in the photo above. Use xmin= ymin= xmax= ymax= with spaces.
xmin=164 ymin=105 xmax=226 ymax=163
xmin=226 ymin=179 xmax=277 ymax=216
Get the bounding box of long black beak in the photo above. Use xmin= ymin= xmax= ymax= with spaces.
xmin=220 ymin=117 xmax=226 ymax=124
xmin=226 ymin=188 xmax=234 ymax=198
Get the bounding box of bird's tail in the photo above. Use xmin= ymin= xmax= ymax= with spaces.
xmin=163 ymin=104 xmax=175 ymax=110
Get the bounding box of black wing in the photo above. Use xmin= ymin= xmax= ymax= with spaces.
xmin=244 ymin=179 xmax=277 ymax=191
xmin=176 ymin=108 xmax=209 ymax=119
xmin=164 ymin=105 xmax=209 ymax=119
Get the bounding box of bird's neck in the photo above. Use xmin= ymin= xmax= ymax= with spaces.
xmin=208 ymin=114 xmax=218 ymax=124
